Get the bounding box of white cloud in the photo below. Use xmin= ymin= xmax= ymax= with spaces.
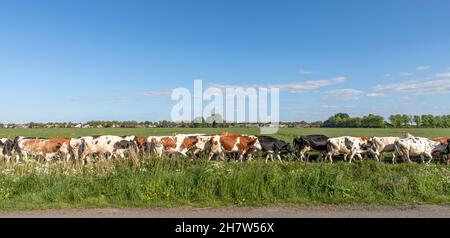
xmin=322 ymin=88 xmax=364 ymax=101
xmin=209 ymin=76 xmax=347 ymax=93
xmin=139 ymin=90 xmax=172 ymax=97
xmin=435 ymin=72 xmax=450 ymax=78
xmin=366 ymin=93 xmax=385 ymax=97
xmin=298 ymin=69 xmax=313 ymax=75
xmin=371 ymin=77 xmax=450 ymax=95
xmin=416 ymin=66 xmax=431 ymax=71
xmin=399 ymin=72 xmax=414 ymax=76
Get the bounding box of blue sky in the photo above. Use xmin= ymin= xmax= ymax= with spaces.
xmin=1 ymin=0 xmax=450 ymax=123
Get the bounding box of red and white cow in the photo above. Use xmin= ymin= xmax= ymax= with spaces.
xmin=208 ymin=133 xmax=262 ymax=161
xmin=15 ymin=137 xmax=74 ymax=162
xmin=147 ymin=134 xmax=202 ymax=157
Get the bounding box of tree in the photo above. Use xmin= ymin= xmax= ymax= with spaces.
xmin=362 ymin=114 xmax=385 ymax=128
xmin=413 ymin=115 xmax=421 ymax=127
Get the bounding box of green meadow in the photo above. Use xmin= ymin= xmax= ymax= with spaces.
xmin=0 ymin=128 xmax=449 ymax=210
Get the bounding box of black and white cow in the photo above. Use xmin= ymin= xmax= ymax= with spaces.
xmin=79 ymin=135 xmax=139 ymax=164
xmin=0 ymin=138 xmax=15 ymax=163
xmin=293 ymin=135 xmax=329 ymax=162
xmin=256 ymin=135 xmax=294 ymax=163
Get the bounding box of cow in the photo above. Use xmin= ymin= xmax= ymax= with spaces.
xmin=0 ymin=138 xmax=15 ymax=163
xmin=293 ymin=135 xmax=329 ymax=162
xmin=257 ymin=135 xmax=294 ymax=163
xmin=147 ymin=134 xmax=202 ymax=157
xmin=394 ymin=136 xmax=448 ymax=164
xmin=14 ymin=137 xmax=74 ymax=162
xmin=366 ymin=137 xmax=399 ymax=163
xmin=325 ymin=136 xmax=371 ymax=163
xmin=208 ymin=133 xmax=262 ymax=161
xmin=343 ymin=137 xmax=372 ymax=163
xmin=79 ymin=135 xmax=139 ymax=165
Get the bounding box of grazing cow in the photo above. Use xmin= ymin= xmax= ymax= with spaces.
xmin=79 ymin=135 xmax=138 ymax=164
xmin=394 ymin=136 xmax=448 ymax=164
xmin=366 ymin=137 xmax=399 ymax=162
xmin=15 ymin=137 xmax=74 ymax=162
xmin=147 ymin=134 xmax=201 ymax=157
xmin=0 ymin=138 xmax=15 ymax=163
xmin=325 ymin=136 xmax=370 ymax=163
xmin=208 ymin=133 xmax=262 ymax=161
xmin=293 ymin=135 xmax=329 ymax=162
xmin=257 ymin=135 xmax=294 ymax=163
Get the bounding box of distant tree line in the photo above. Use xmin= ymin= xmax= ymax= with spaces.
xmin=2 ymin=113 xmax=450 ymax=129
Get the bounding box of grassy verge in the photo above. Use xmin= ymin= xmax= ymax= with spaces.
xmin=0 ymin=158 xmax=449 ymax=210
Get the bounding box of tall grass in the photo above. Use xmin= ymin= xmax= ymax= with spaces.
xmin=0 ymin=158 xmax=448 ymax=210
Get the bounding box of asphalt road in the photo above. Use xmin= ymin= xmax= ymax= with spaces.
xmin=0 ymin=205 xmax=449 ymax=218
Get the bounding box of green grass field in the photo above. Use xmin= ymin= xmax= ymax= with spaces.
xmin=0 ymin=128 xmax=449 ymax=210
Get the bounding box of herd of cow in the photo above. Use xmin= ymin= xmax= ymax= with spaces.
xmin=0 ymin=133 xmax=449 ymax=165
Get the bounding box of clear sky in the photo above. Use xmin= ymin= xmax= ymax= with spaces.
xmin=1 ymin=0 xmax=450 ymax=123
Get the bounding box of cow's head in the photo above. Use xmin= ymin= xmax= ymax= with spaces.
xmin=248 ymin=136 xmax=262 ymax=150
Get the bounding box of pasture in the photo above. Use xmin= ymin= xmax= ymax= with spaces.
xmin=0 ymin=128 xmax=449 ymax=210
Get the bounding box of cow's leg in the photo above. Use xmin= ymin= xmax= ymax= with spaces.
xmin=405 ymin=151 xmax=412 ymax=163
xmin=425 ymin=153 xmax=433 ymax=164
xmin=299 ymin=151 xmax=304 ymax=162
xmin=276 ymin=154 xmax=283 ymax=163
xmin=265 ymin=153 xmax=270 ymax=163
xmin=208 ymin=152 xmax=215 ymax=161
xmin=356 ymin=153 xmax=363 ymax=161
xmin=44 ymin=154 xmax=52 ymax=162
xmin=325 ymin=152 xmax=332 ymax=163
xmin=238 ymin=153 xmax=244 ymax=162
